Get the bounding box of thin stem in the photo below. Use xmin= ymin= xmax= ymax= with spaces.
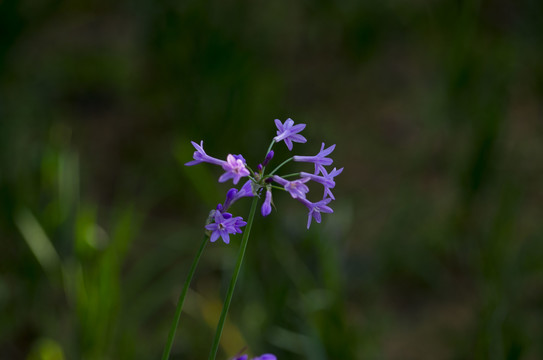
xmin=265 ymin=139 xmax=275 ymax=158
xmin=268 ymin=157 xmax=293 ymax=176
xmin=245 ymin=164 xmax=256 ymax=178
xmin=208 ymin=196 xmax=259 ymax=360
xmin=271 ymin=185 xmax=287 ymax=192
xmin=162 ymin=234 xmax=208 ymax=360
xmin=277 ymin=172 xmax=300 ymax=178
xmin=261 ymin=139 xmax=276 ymax=174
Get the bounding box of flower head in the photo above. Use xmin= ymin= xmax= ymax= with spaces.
xmin=293 ymin=142 xmax=335 ymax=173
xmin=205 ymin=209 xmax=247 ymax=243
xmin=298 ymin=197 xmax=334 ymax=229
xmin=219 ymin=154 xmax=251 ymax=185
xmin=274 ymin=118 xmax=307 ymax=151
xmin=185 ymin=141 xmax=226 ymax=167
xmin=272 ymin=175 xmax=310 ymax=199
xmin=187 ymin=118 xmax=341 ymax=233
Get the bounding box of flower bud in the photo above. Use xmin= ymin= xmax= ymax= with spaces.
xmin=262 ymin=150 xmax=274 ymax=166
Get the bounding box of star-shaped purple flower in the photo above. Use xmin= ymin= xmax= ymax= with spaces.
xmin=205 ymin=209 xmax=247 ymax=243
xmin=297 ymin=197 xmax=334 ymax=229
xmin=301 ymin=166 xmax=343 ymax=200
xmin=219 ymin=154 xmax=251 ymax=185
xmin=185 ymin=140 xmax=226 ymax=167
xmin=272 ymin=175 xmax=310 ymax=199
xmin=274 ymin=118 xmax=307 ymax=151
xmin=293 ymin=142 xmax=335 ymax=173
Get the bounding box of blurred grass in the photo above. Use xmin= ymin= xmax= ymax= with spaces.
xmin=1 ymin=0 xmax=543 ymax=359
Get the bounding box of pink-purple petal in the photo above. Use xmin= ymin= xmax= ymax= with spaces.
xmin=284 ymin=118 xmax=294 ymax=127
xmin=210 ymin=231 xmax=220 ymax=242
xmin=289 ymin=134 xmax=307 ymax=143
xmin=221 ymin=231 xmax=230 ymax=244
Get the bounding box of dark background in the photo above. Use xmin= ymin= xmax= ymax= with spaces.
xmin=1 ymin=0 xmax=543 ymax=359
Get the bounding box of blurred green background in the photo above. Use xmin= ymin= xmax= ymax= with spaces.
xmin=1 ymin=0 xmax=543 ymax=359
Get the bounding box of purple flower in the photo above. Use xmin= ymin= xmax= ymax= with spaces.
xmin=272 ymin=175 xmax=310 ymax=199
xmin=219 ymin=154 xmax=251 ymax=185
xmin=299 ymin=171 xmax=335 ymax=188
xmin=274 ymin=118 xmax=307 ymax=151
xmin=205 ymin=209 xmax=247 ymax=244
xmin=301 ymin=166 xmax=343 ymax=200
xmin=185 ymin=140 xmax=226 ymax=167
xmin=261 ymin=188 xmax=273 ymax=216
xmin=232 ymin=154 xmax=247 ymax=164
xmin=320 ymin=166 xmax=343 ymax=200
xmin=232 ymin=217 xmax=247 ymax=234
xmin=253 ymin=355 xmax=277 ymax=360
xmin=297 ymin=197 xmax=334 ymax=229
xmin=233 ymin=354 xmax=276 ymax=360
xmin=224 ymin=180 xmax=255 ymax=209
xmin=293 ymin=142 xmax=335 ymax=173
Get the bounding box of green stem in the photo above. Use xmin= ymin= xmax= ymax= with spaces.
xmin=277 ymin=172 xmax=300 ymax=178
xmin=268 ymin=157 xmax=293 ymax=176
xmin=162 ymin=234 xmax=208 ymax=360
xmin=245 ymin=164 xmax=256 ymax=178
xmin=261 ymin=139 xmax=276 ymax=174
xmin=208 ymin=196 xmax=259 ymax=360
xmin=265 ymin=139 xmax=275 ymax=158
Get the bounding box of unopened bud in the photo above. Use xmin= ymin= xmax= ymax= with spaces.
xmin=262 ymin=150 xmax=274 ymax=167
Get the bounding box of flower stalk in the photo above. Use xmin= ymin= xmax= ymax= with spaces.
xmin=208 ymin=196 xmax=259 ymax=360
xmin=162 ymin=234 xmax=209 ymax=360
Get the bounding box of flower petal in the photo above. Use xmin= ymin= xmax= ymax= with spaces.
xmin=289 ymin=134 xmax=307 ymax=143
xmin=284 ymin=118 xmax=294 ymax=127
xmin=210 ymin=231 xmax=220 ymax=242
xmin=291 ymin=123 xmax=306 ymax=132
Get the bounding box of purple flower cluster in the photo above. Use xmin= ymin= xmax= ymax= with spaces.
xmin=233 ymin=354 xmax=276 ymax=360
xmin=186 ymin=118 xmax=343 ymax=242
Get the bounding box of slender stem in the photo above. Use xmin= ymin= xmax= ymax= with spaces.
xmin=265 ymin=139 xmax=275 ymax=158
xmin=245 ymin=164 xmax=256 ymax=177
xmin=208 ymin=196 xmax=259 ymax=360
xmin=268 ymin=157 xmax=293 ymax=176
xmin=277 ymin=172 xmax=300 ymax=178
xmin=261 ymin=139 xmax=276 ymax=174
xmin=162 ymin=234 xmax=208 ymax=360
xmin=271 ymin=185 xmax=287 ymax=192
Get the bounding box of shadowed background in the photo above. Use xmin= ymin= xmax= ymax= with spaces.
xmin=1 ymin=0 xmax=543 ymax=359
